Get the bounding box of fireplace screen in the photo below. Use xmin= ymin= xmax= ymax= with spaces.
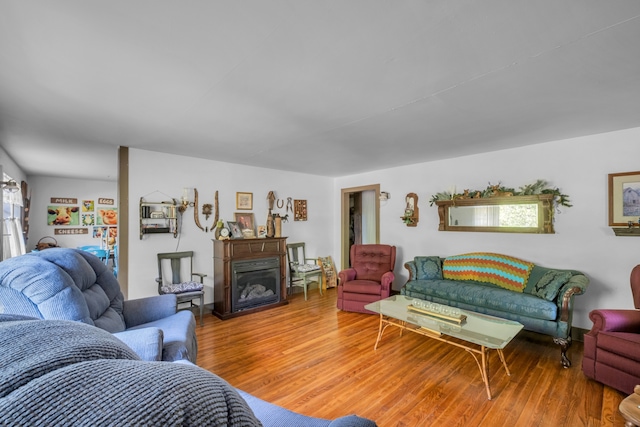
xmin=231 ymin=257 xmax=280 ymax=313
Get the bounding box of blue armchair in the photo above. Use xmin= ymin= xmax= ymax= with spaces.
xmin=0 ymin=248 xmax=196 ymax=362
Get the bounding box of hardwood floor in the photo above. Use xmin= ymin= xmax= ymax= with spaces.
xmin=195 ymin=289 xmax=627 ymax=426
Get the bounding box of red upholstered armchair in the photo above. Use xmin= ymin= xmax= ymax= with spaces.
xmin=337 ymin=244 xmax=396 ymax=313
xmin=582 ymin=265 xmax=640 ymax=394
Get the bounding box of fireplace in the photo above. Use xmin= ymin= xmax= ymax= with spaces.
xmin=231 ymin=257 xmax=280 ymax=313
xmin=213 ymin=237 xmax=288 ymax=320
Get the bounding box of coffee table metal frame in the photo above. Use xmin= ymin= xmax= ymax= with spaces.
xmin=365 ymin=295 xmax=524 ymax=400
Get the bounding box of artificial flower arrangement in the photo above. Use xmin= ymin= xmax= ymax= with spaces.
xmin=429 ymin=179 xmax=571 ymax=208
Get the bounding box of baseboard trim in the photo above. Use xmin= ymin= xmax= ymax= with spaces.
xmin=572 ymin=327 xmax=588 ymax=343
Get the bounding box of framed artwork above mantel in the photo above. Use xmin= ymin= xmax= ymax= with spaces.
xmin=236 ymin=192 xmax=253 ymax=210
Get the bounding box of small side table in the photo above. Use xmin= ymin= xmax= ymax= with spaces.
xmin=620 ymin=385 xmax=640 ymax=427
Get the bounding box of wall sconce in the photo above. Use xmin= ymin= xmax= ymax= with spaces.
xmin=1 ymin=180 xmax=19 ymax=193
xmin=178 ymin=187 xmax=194 ymax=213
xmin=379 ymin=191 xmax=390 ymax=201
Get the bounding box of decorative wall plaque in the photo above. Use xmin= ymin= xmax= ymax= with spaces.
xmin=50 ymin=197 xmax=77 ymax=204
xmin=54 ymin=228 xmax=88 ymax=235
xmin=294 ymin=199 xmax=307 ymax=221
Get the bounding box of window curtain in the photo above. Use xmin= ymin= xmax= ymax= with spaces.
xmin=3 ymin=179 xmax=25 ymax=260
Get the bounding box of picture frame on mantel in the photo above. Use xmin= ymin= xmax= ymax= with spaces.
xmin=236 ymin=192 xmax=253 ymax=210
xmin=235 ymin=212 xmax=256 ymax=237
xmin=608 ymin=170 xmax=640 ymax=226
xmin=227 ymin=221 xmax=243 ymax=239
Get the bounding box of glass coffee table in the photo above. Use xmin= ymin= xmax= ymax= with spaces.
xmin=365 ymin=295 xmax=523 ymax=400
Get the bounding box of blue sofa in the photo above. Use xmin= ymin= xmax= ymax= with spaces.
xmin=401 ymin=253 xmax=589 ymax=367
xmin=0 ymin=248 xmax=196 ymax=362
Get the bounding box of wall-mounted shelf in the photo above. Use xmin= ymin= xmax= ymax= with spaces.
xmin=612 ymin=227 xmax=640 ymax=236
xmin=140 ymin=197 xmax=178 ymax=239
xmin=401 ymin=193 xmax=419 ymax=227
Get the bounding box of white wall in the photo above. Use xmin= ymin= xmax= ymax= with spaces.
xmin=128 ymin=148 xmax=334 ymax=303
xmin=0 ymin=147 xmax=27 ymax=184
xmin=27 ymin=176 xmax=117 ymax=251
xmin=334 ymin=126 xmax=640 ymax=329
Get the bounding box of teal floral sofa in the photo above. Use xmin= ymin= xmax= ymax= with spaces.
xmin=401 ymin=252 xmax=589 ymax=367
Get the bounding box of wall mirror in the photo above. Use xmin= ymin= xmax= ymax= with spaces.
xmin=435 ymin=195 xmax=555 ymax=234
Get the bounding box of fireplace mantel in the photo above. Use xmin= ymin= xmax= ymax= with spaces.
xmin=212 ymin=237 xmax=288 ymax=320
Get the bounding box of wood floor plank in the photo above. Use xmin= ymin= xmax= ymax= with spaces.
xmin=194 ymin=289 xmax=628 ymax=426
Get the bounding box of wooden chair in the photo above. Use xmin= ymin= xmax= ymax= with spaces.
xmin=286 ymin=243 xmax=322 ymax=300
xmin=156 ymin=251 xmax=206 ymax=326
xmin=112 ymin=244 xmax=118 ymax=278
xmin=318 ymin=256 xmax=338 ymax=291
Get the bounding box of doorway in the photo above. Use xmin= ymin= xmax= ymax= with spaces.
xmin=340 ymin=184 xmax=380 ymax=270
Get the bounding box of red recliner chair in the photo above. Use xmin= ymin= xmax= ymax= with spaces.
xmin=337 ymin=244 xmax=396 ymax=314
xmin=582 ymin=265 xmax=640 ymax=394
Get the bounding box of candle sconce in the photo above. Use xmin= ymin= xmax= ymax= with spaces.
xmin=401 ymin=193 xmax=419 ymax=227
xmin=178 ymin=188 xmax=194 ymax=214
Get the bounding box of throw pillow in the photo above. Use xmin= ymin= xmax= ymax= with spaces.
xmin=531 ymin=270 xmax=573 ymax=301
xmin=414 ymin=256 xmax=443 ymax=280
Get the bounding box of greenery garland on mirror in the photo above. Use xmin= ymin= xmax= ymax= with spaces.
xmin=429 ymin=179 xmax=572 ymax=208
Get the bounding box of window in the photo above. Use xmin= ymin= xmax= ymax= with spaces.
xmin=2 ymin=173 xmax=25 ymax=259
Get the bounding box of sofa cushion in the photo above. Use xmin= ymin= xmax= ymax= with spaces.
xmin=31 ymin=248 xmax=127 ymax=333
xmin=160 ymin=280 xmax=204 ymax=294
xmin=403 ymin=279 xmax=558 ymax=321
xmin=442 ymin=252 xmax=534 ymax=292
xmin=342 ymin=280 xmax=382 ymax=295
xmin=351 ymin=245 xmax=395 ymax=282
xmin=292 ymin=263 xmax=321 ymax=273
xmin=531 ymin=270 xmax=573 ymax=301
xmin=414 ymin=256 xmax=443 ymax=280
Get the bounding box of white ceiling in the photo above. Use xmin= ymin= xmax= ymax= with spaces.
xmin=1 ymin=1 xmax=640 ymax=181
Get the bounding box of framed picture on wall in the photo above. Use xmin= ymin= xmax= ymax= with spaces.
xmin=236 ymin=192 xmax=253 ymax=210
xmin=608 ymin=170 xmax=640 ymax=226
xmin=47 ymin=206 xmax=80 ymax=226
xmin=82 ymin=200 xmax=94 ymax=212
xmin=97 ymin=208 xmax=118 ymax=225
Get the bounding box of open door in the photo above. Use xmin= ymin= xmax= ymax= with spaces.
xmin=340 ymin=184 xmax=380 ymax=271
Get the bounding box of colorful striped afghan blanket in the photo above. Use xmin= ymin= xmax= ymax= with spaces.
xmin=442 ymin=252 xmax=534 ymax=292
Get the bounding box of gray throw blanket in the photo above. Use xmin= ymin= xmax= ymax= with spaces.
xmin=0 ymin=316 xmax=262 ymax=426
